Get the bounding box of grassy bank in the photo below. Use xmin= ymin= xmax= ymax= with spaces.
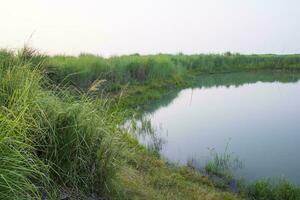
xmin=1 ymin=48 xmax=300 ymax=199
xmin=45 ymin=53 xmax=300 ymax=91
xmin=118 ymin=134 xmax=241 ymax=200
xmin=0 ymin=49 xmax=123 ymax=199
xmin=45 ymin=52 xmax=300 ymax=111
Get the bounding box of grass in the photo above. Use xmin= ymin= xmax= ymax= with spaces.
xmin=1 ymin=48 xmax=300 ymax=199
xmin=186 ymin=146 xmax=300 ymax=200
xmin=247 ymin=179 xmax=300 ymax=200
xmin=117 ymin=134 xmax=241 ymax=200
xmin=45 ymin=52 xmax=300 ymax=92
xmin=46 ymin=54 xmax=185 ymax=91
xmin=44 ymin=52 xmax=300 ymax=113
xmin=0 ymin=48 xmax=123 ymax=199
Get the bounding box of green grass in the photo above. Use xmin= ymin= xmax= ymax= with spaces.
xmin=187 ymin=145 xmax=300 ymax=200
xmin=46 ymin=54 xmax=185 ymax=91
xmin=117 ymin=134 xmax=241 ymax=200
xmin=44 ymin=52 xmax=300 ymax=114
xmin=247 ymin=179 xmax=300 ymax=200
xmin=0 ymin=48 xmax=123 ymax=199
xmin=45 ymin=52 xmax=300 ymax=93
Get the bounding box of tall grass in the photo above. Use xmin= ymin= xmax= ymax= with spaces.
xmin=170 ymin=53 xmax=300 ymax=72
xmin=45 ymin=52 xmax=300 ymax=91
xmin=0 ymin=49 xmax=50 ymax=199
xmin=46 ymin=54 xmax=186 ymax=91
xmin=0 ymin=48 xmax=123 ymax=199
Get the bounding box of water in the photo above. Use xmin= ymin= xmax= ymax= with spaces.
xmin=137 ymin=72 xmax=300 ymax=184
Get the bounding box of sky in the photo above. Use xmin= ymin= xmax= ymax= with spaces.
xmin=0 ymin=0 xmax=300 ymax=56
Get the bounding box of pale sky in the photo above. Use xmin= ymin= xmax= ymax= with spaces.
xmin=0 ymin=0 xmax=299 ymax=56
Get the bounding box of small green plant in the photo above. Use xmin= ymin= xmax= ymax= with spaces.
xmin=204 ymin=143 xmax=243 ymax=180
xmin=186 ymin=142 xmax=243 ymax=190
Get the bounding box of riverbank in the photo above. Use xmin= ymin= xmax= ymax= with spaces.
xmin=117 ymin=70 xmax=300 ymax=200
xmin=1 ymin=48 xmax=300 ymax=199
xmin=44 ymin=51 xmax=300 ymax=111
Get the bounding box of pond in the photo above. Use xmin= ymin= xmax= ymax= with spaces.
xmin=136 ymin=71 xmax=300 ymax=184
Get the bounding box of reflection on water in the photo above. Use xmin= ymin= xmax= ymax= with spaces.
xmin=127 ymin=117 xmax=166 ymax=153
xmin=135 ymin=71 xmax=300 ymax=184
xmin=144 ymin=70 xmax=300 ymax=113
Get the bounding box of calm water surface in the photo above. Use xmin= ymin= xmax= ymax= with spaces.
xmin=138 ymin=72 xmax=300 ymax=184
